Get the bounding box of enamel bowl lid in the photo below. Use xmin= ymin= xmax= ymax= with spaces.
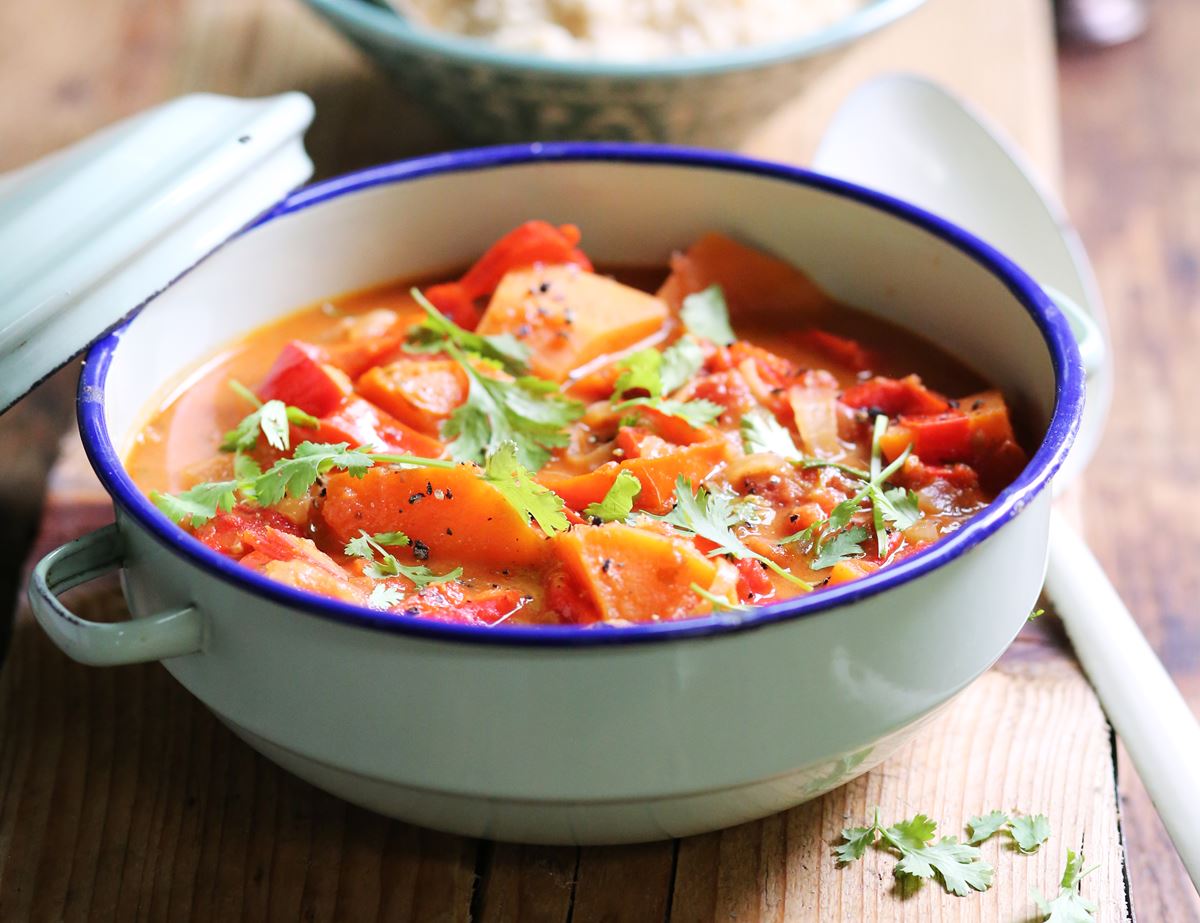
xmin=0 ymin=92 xmax=315 ymax=413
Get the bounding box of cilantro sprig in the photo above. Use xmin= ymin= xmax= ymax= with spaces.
xmin=150 ymin=442 xmax=455 ymax=527
xmin=780 ymin=415 xmax=922 ymax=566
xmin=406 ymin=288 xmax=529 ymax=374
xmin=583 ymin=469 xmax=642 ymax=523
xmin=440 ymin=341 xmax=583 ymax=471
xmin=690 ymin=582 xmax=745 ymax=612
xmin=1034 ymin=849 xmax=1097 ymax=922
xmin=659 ymin=477 xmax=811 ymax=591
xmin=220 ymin=380 xmax=319 ymax=453
xmin=611 ymin=336 xmax=720 ymax=428
xmin=481 ymin=442 xmax=569 ymax=535
xmin=344 ymin=530 xmax=462 ymax=587
xmin=836 ymin=810 xmax=994 ymax=897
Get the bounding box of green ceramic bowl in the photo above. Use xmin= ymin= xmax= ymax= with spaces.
xmin=301 ymin=0 xmax=927 ymax=145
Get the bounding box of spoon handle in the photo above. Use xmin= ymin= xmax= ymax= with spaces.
xmin=1046 ymin=509 xmax=1200 ymax=891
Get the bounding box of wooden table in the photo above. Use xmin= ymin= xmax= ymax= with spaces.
xmin=0 ymin=0 xmax=1196 ymax=919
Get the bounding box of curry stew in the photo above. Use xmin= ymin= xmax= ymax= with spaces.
xmin=129 ymin=223 xmax=1028 ymax=627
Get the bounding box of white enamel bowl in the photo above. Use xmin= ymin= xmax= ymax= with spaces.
xmin=30 ymin=145 xmax=1083 ymax=845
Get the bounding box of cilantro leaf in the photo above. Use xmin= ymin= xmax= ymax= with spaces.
xmin=613 ymin=338 xmax=703 ymax=399
xmin=583 ymin=469 xmax=642 ymax=523
xmin=368 ymin=584 xmax=405 ymax=611
xmin=811 ymin=525 xmax=869 ymax=570
xmin=740 ymin=409 xmax=801 ymax=460
xmin=233 ymin=452 xmax=263 ymax=484
xmin=893 ymin=837 xmax=994 ymax=896
xmin=441 ymin=344 xmax=583 ymax=471
xmin=615 ymin=396 xmax=723 ymax=428
xmin=874 ymin=484 xmax=922 ymax=531
xmin=880 ymin=815 xmax=993 ymax=896
xmin=253 ymin=442 xmax=374 ymax=507
xmin=966 ymin=810 xmax=1010 ymax=844
xmin=151 ymin=481 xmax=238 ymax=528
xmin=220 ymin=380 xmax=318 ymax=453
xmin=406 ymin=288 xmax=529 ymax=374
xmin=1034 ymin=849 xmax=1097 ymax=922
xmin=345 ymin=530 xmax=461 ymax=586
xmin=612 ymin=348 xmax=662 ymax=397
xmin=885 ymin=814 xmax=939 ymax=852
xmin=681 ymin=285 xmax=736 ymax=346
xmin=835 ymin=822 xmax=880 ymax=865
xmin=659 ymin=336 xmax=705 ymax=394
xmin=660 ymin=477 xmax=810 ymax=590
xmin=482 ymin=442 xmax=569 ymax=535
xmin=1009 ymin=813 xmax=1052 ymax=853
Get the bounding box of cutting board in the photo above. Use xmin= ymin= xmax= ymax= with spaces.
xmin=0 ymin=0 xmax=1130 ymax=919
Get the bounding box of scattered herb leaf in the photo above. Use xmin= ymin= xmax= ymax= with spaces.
xmin=405 ymin=288 xmax=529 ymax=374
xmin=740 ymin=408 xmax=801 ymax=460
xmin=482 ymin=442 xmax=569 ymax=535
xmin=681 ymin=284 xmax=736 ymax=346
xmin=1033 ymin=849 xmax=1097 ymax=922
xmin=151 ymin=481 xmax=239 ymax=528
xmin=811 ymin=524 xmax=869 ymax=570
xmin=583 ymin=469 xmax=642 ymax=523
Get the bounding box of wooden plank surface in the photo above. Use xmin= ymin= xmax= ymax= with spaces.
xmin=1060 ymin=3 xmax=1200 ymax=917
xmin=4 ymin=0 xmax=1191 ymax=918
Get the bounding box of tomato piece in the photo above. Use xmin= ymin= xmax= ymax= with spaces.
xmin=840 ymin=375 xmax=951 ymax=416
xmin=460 ymin=221 xmax=593 ymax=300
xmin=727 ymin=341 xmax=798 ymax=389
xmin=259 ymin=342 xmax=353 ymax=417
xmin=312 ymin=396 xmax=444 ymax=457
xmin=193 ymin=506 xmax=302 ymax=557
xmin=389 ymin=584 xmax=529 ymax=626
xmin=885 ymin=411 xmax=973 ymax=463
xmin=320 ymin=334 xmax=405 ymax=379
xmin=734 ymin=557 xmax=774 ymax=602
xmin=794 ymin=329 xmax=880 ymax=373
xmin=423 ymin=281 xmax=480 ymax=330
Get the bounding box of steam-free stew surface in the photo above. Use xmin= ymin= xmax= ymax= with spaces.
xmin=129 ymin=224 xmax=1029 ymax=627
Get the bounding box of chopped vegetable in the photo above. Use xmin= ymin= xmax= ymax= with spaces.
xmin=680 ymin=285 xmax=736 ymax=346
xmin=476 ymin=265 xmax=669 ymax=381
xmin=582 ymin=469 xmax=642 ymax=523
xmin=134 ymin=222 xmax=1028 ymax=627
xmin=481 ymin=442 xmax=569 ymax=535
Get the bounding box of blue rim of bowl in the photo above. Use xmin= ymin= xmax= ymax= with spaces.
xmin=79 ymin=142 xmax=1084 ymax=647
xmin=303 ymin=0 xmax=926 ymax=77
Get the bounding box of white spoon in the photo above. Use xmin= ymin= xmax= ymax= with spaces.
xmin=814 ymin=73 xmax=1200 ymax=891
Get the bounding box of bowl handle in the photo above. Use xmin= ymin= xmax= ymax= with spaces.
xmin=28 ymin=523 xmax=204 ymax=666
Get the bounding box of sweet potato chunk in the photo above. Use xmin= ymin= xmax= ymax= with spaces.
xmin=540 ymin=439 xmax=730 ymax=516
xmin=355 ymin=359 xmax=468 ymax=437
xmin=319 ymin=465 xmax=548 ymax=567
xmin=553 ymin=523 xmax=720 ymax=623
xmin=657 ymin=232 xmax=829 ymax=319
xmin=477 ymin=266 xmax=668 ymax=381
